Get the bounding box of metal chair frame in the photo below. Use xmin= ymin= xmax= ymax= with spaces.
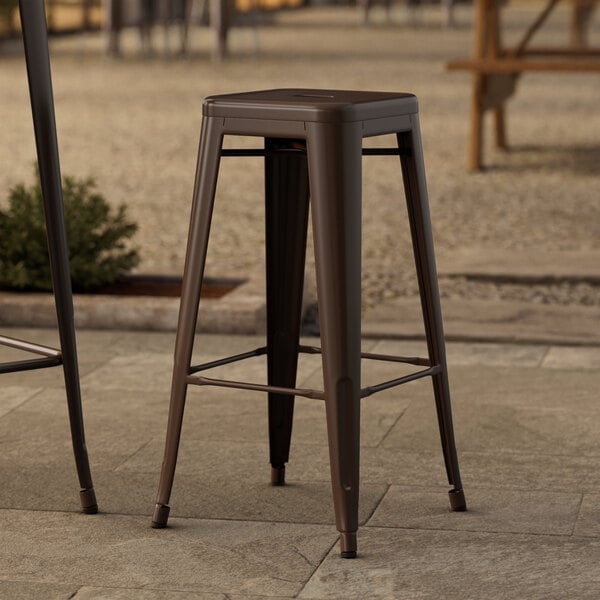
xmin=152 ymin=89 xmax=466 ymax=557
xmin=0 ymin=0 xmax=97 ymax=514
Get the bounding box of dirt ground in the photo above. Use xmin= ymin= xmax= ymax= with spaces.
xmin=1 ymin=3 xmax=599 ymax=307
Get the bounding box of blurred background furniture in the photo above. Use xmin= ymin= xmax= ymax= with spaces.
xmin=448 ymin=0 xmax=600 ymax=170
xmin=105 ymin=0 xmax=231 ymax=59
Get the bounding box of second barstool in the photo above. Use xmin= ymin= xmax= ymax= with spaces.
xmin=152 ymin=89 xmax=466 ymax=557
xmin=0 ymin=0 xmax=97 ymax=513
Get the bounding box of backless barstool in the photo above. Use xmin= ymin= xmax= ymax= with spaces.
xmin=152 ymin=89 xmax=466 ymax=557
xmin=0 ymin=0 xmax=97 ymax=514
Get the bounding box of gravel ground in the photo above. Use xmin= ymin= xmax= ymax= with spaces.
xmin=1 ymin=3 xmax=599 ymax=308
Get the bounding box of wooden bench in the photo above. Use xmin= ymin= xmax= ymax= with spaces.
xmin=447 ymin=0 xmax=600 ymax=171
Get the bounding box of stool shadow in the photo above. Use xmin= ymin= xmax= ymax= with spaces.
xmin=486 ymin=144 xmax=600 ymax=176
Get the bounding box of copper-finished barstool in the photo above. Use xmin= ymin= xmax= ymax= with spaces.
xmin=0 ymin=0 xmax=97 ymax=514
xmin=152 ymin=89 xmax=465 ymax=557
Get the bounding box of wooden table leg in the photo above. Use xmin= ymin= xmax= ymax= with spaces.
xmin=494 ymin=107 xmax=506 ymax=149
xmin=469 ymin=74 xmax=485 ymax=171
xmin=210 ymin=0 xmax=229 ymax=61
xmin=488 ymin=0 xmax=507 ymax=151
xmin=467 ymin=0 xmax=491 ymax=170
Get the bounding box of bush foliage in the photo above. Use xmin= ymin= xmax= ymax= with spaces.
xmin=0 ymin=171 xmax=140 ymax=291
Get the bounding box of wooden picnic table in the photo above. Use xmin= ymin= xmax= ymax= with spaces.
xmin=447 ymin=0 xmax=600 ymax=170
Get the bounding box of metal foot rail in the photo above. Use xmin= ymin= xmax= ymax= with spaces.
xmin=220 ymin=147 xmax=410 ymax=157
xmin=0 ymin=334 xmax=63 ymax=375
xmin=187 ymin=344 xmax=439 ymax=401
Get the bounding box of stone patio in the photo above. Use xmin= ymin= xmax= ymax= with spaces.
xmin=1 ymin=328 xmax=599 ymax=598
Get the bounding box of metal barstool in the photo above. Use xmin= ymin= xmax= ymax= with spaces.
xmin=0 ymin=0 xmax=97 ymax=514
xmin=152 ymin=89 xmax=466 ymax=557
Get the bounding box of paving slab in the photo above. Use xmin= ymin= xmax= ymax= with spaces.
xmin=363 ymin=298 xmax=600 ymax=346
xmin=382 ymin=391 xmax=600 ymax=457
xmin=79 ymin=342 xmax=329 ymax=393
xmin=0 ymin=581 xmax=78 ymax=600
xmin=0 ymin=386 xmax=40 ymax=418
xmin=404 ymin=364 xmax=600 ymax=409
xmin=0 ymin=388 xmax=159 ymax=471
xmin=249 ymin=440 xmax=600 ymax=493
xmin=3 ymin=327 xmax=168 ymax=357
xmin=574 ymin=493 xmax=600 ymax=538
xmin=372 ymin=339 xmax=548 ymax=368
xmin=88 ymin=470 xmax=387 ymax=527
xmin=300 ymin=528 xmax=600 ymax=600
xmin=72 ymin=587 xmax=227 ymax=599
xmin=0 ymin=464 xmax=90 ymax=513
xmin=2 ymin=328 xmax=600 ymax=596
xmin=0 ymin=510 xmax=336 ymax=597
xmin=367 ymin=485 xmax=582 ymax=535
xmin=542 ymin=345 xmax=600 ymax=370
xmin=0 ymin=348 xmax=113 ymax=388
xmin=357 ymin=448 xmax=600 ymax=492
xmin=154 ymin=386 xmax=405 ymax=448
xmin=72 ymin=591 xmax=299 ymax=600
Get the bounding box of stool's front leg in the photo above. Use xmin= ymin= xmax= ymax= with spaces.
xmin=19 ymin=0 xmax=97 ymax=513
xmin=153 ymin=116 xmax=223 ymax=528
xmin=265 ymin=139 xmax=310 ymax=486
xmin=306 ymin=122 xmax=362 ymax=558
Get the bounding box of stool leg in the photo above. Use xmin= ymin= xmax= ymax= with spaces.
xmin=307 ymin=123 xmax=362 ymax=558
xmin=265 ymin=139 xmax=310 ymax=486
xmin=19 ymin=0 xmax=97 ymax=514
xmin=397 ymin=118 xmax=466 ymax=512
xmin=152 ymin=117 xmax=223 ymax=528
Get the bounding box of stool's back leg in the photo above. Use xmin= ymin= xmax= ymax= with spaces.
xmin=19 ymin=0 xmax=97 ymax=513
xmin=152 ymin=116 xmax=223 ymax=528
xmin=265 ymin=138 xmax=310 ymax=486
xmin=306 ymin=122 xmax=362 ymax=558
xmin=397 ymin=118 xmax=466 ymax=511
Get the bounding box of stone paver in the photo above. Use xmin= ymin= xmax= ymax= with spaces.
xmin=0 ymin=582 xmax=78 ymax=600
xmin=300 ymin=528 xmax=600 ymax=600
xmin=0 ymin=511 xmax=335 ymax=597
xmin=73 ymin=589 xmax=226 ymax=600
xmin=363 ymin=298 xmax=600 ymax=346
xmin=368 ymin=485 xmax=582 ymax=535
xmin=574 ymin=494 xmax=600 ymax=538
xmin=542 ymin=345 xmax=600 ymax=370
xmin=1 ymin=327 xmax=599 ymax=597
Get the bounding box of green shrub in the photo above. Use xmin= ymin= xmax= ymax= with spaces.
xmin=0 ymin=171 xmax=140 ymax=292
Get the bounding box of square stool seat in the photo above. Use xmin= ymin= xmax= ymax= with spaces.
xmin=203 ymin=88 xmax=419 ymax=123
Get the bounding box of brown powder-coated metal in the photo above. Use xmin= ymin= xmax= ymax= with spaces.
xmin=185 ymin=345 xmax=439 ymax=400
xmin=152 ymin=89 xmax=466 ymax=556
xmin=265 ymin=137 xmax=311 ymax=488
xmin=203 ymin=89 xmax=418 ymax=123
xmin=0 ymin=0 xmax=97 ymax=514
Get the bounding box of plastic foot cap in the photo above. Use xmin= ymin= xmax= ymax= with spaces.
xmin=152 ymin=503 xmax=170 ymax=528
xmin=79 ymin=488 xmax=98 ymax=514
xmin=271 ymin=465 xmax=286 ymax=486
xmin=340 ymin=531 xmax=357 ymax=558
xmin=449 ymin=488 xmax=467 ymax=511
